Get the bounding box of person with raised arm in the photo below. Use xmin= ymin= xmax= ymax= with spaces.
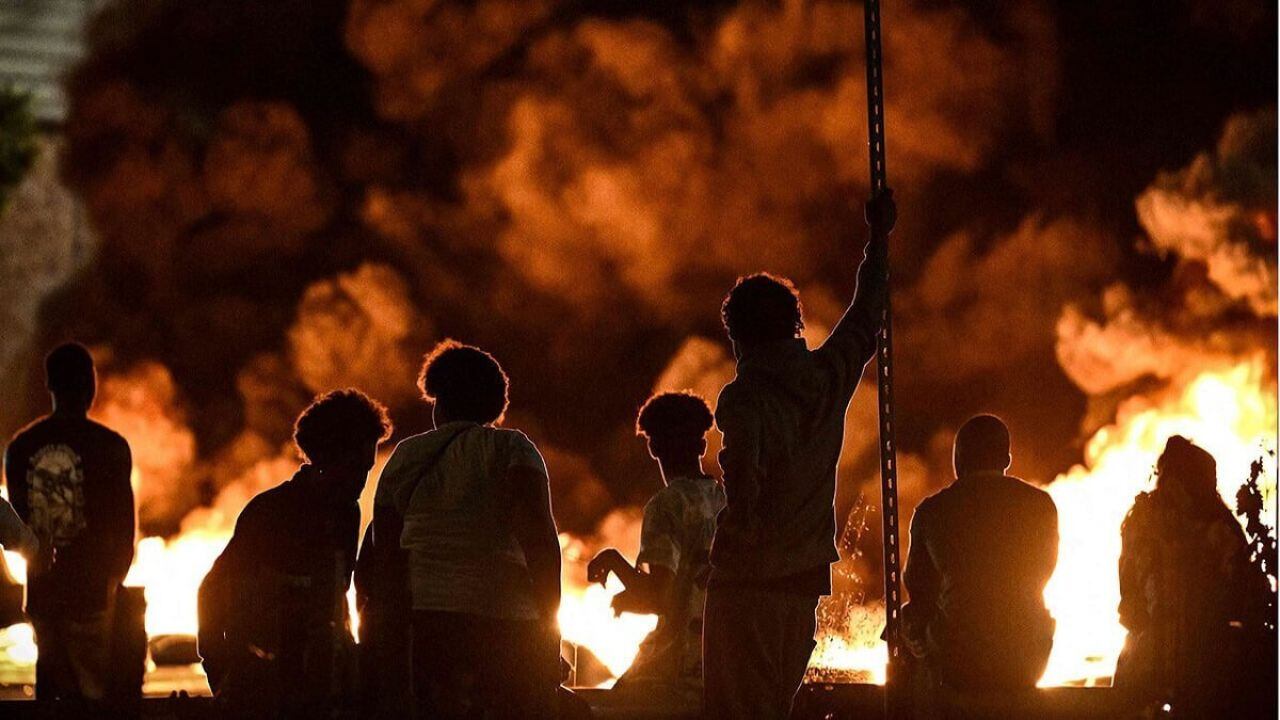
xmin=702 ymin=194 xmax=895 ymax=719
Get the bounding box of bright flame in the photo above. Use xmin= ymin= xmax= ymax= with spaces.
xmin=1041 ymin=358 xmax=1277 ymax=686
xmin=558 ymin=575 xmax=657 ymax=677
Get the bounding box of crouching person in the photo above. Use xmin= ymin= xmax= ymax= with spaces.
xmin=371 ymin=341 xmax=561 ymax=720
xmin=198 ymin=389 xmax=393 ymax=717
xmin=588 ymin=391 xmax=724 ymax=709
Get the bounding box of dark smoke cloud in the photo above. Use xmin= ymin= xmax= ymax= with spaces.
xmin=8 ymin=0 xmax=1270 ymax=541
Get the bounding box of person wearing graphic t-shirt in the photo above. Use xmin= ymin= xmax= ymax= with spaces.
xmin=4 ymin=343 xmax=134 ymax=702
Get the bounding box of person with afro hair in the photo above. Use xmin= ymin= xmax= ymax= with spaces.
xmin=588 ymin=391 xmax=725 ymax=708
xmin=198 ymin=389 xmax=392 ymax=715
xmin=368 ymin=340 xmax=562 ymax=720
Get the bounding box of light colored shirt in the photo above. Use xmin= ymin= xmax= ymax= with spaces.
xmin=619 ymin=475 xmax=725 ymax=694
xmin=636 ymin=475 xmax=725 ymax=628
xmin=373 ymin=421 xmax=549 ymax=620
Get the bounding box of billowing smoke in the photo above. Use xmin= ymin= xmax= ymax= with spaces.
xmin=1058 ymin=109 xmax=1277 ymax=400
xmin=0 ymin=139 xmax=91 ymax=429
xmin=0 ymin=0 xmax=1271 ymax=575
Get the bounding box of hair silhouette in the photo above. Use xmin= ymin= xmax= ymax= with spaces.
xmin=418 ymin=340 xmax=510 ymax=424
xmin=721 ymin=273 xmax=804 ymax=347
xmin=45 ymin=342 xmax=95 ymax=399
xmin=636 ymin=391 xmax=713 ymax=461
xmin=953 ymin=414 xmax=1012 ymax=475
xmin=293 ymin=388 xmax=393 ymax=465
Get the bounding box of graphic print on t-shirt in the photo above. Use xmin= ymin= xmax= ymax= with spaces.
xmin=27 ymin=443 xmax=87 ymax=546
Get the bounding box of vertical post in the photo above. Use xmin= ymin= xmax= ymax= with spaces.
xmin=862 ymin=1 xmax=907 ymax=718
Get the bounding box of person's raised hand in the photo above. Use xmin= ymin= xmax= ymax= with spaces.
xmin=587 ymin=548 xmax=622 ymax=586
xmin=865 ymin=188 xmax=897 ymax=237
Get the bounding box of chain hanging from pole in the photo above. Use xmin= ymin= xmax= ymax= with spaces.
xmin=862 ymin=0 xmax=908 ymax=717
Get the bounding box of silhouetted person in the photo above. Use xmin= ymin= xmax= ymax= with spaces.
xmin=1115 ymin=436 xmax=1273 ymax=719
xmin=197 ymin=389 xmax=392 ymax=717
xmin=901 ymin=415 xmax=1058 ymax=699
xmin=588 ymin=391 xmax=725 ymax=708
xmin=703 ymin=194 xmax=894 ymax=719
xmin=4 ymin=342 xmax=134 ymax=703
xmin=370 ymin=341 xmax=561 ymax=720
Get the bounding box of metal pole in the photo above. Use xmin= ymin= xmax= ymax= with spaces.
xmin=862 ymin=1 xmax=907 ymax=717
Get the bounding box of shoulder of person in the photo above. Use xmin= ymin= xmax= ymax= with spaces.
xmin=645 ymin=483 xmax=686 ymax=516
xmin=381 ymin=429 xmax=457 ymax=468
xmin=6 ymin=416 xmax=50 ymax=449
xmin=492 ymin=426 xmax=536 ymax=445
xmin=100 ymin=423 xmax=132 ymax=454
xmin=714 ymin=380 xmax=756 ymax=421
xmin=1006 ymin=475 xmax=1056 ymax=507
xmin=387 ymin=430 xmax=439 ymax=456
xmin=1120 ymin=491 xmax=1157 ymax=534
xmin=234 ymin=489 xmax=278 ymax=529
xmin=909 ymin=489 xmax=943 ymax=527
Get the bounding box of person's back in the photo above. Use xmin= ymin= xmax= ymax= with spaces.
xmin=711 ymin=334 xmax=868 ymax=582
xmin=199 ymin=474 xmax=361 ymax=695
xmin=902 ymin=415 xmax=1058 ymax=692
xmin=6 ymin=414 xmax=133 ymax=616
xmin=907 ymin=473 xmax=1057 ymax=687
xmin=2 ymin=343 xmax=134 ymax=703
xmin=370 ymin=341 xmax=561 ymax=720
xmin=390 ymin=422 xmax=547 ymax=619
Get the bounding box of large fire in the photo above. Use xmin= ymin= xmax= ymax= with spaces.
xmin=0 ymin=0 xmax=1271 ymax=695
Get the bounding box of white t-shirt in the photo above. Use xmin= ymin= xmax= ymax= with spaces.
xmin=373 ymin=421 xmax=549 ymax=620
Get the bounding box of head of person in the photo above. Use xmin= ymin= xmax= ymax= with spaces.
xmin=1154 ymin=435 xmax=1221 ymax=512
xmin=418 ymin=340 xmax=509 ymax=426
xmin=293 ymin=389 xmax=393 ymax=502
xmin=636 ymin=391 xmax=714 ymax=469
xmin=45 ymin=342 xmax=96 ymax=414
xmin=953 ymin=414 xmax=1012 ymax=477
xmin=721 ymin=273 xmax=804 ymax=357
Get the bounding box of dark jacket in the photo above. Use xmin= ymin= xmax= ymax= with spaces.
xmin=197 ymin=467 xmax=359 ymax=704
xmin=710 ymin=240 xmax=885 ymax=585
xmin=902 ymin=472 xmax=1058 ymax=690
xmin=1115 ymin=490 xmax=1273 ymax=715
xmin=4 ymin=413 xmax=134 ymax=617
